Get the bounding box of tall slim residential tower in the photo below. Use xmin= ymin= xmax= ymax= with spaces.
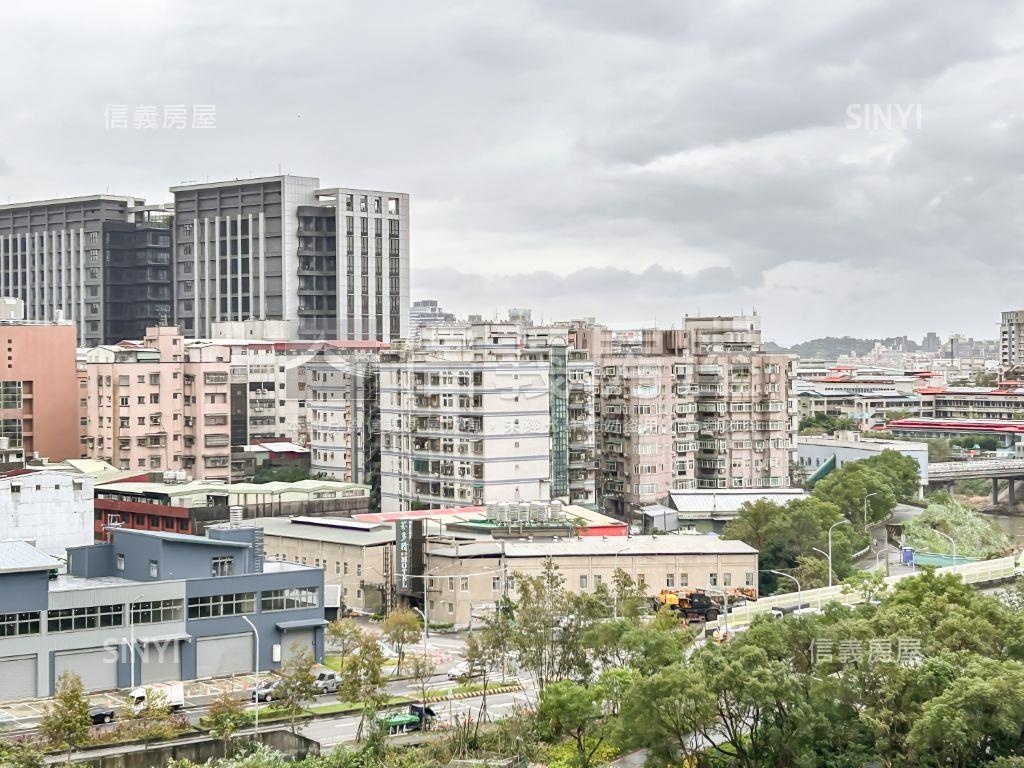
xmin=1000 ymin=310 xmax=1024 ymax=369
xmin=0 ymin=195 xmax=171 ymax=346
xmin=170 ymin=176 xmax=409 ymax=342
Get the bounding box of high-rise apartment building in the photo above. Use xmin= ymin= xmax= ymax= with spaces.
xmin=378 ymin=328 xmax=553 ymax=511
xmin=308 ymin=354 xmax=382 ymax=506
xmin=373 ymin=321 xmax=598 ymax=511
xmin=0 ymin=195 xmax=171 ymax=346
xmin=594 ymin=316 xmax=794 ymax=518
xmin=1000 ymin=310 xmax=1024 ymax=368
xmin=170 ymin=176 xmax=409 ymax=342
xmin=0 ymin=314 xmax=81 ymax=460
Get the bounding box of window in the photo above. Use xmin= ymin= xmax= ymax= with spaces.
xmin=578 ymin=574 xmax=588 ymax=590
xmin=491 ymin=576 xmax=501 ymax=591
xmin=680 ymin=573 xmax=688 ymax=587
xmin=709 ymin=572 xmax=718 ymax=587
xmin=460 ymin=577 xmax=469 ymax=592
xmin=745 ymin=572 xmax=755 ymax=587
xmin=723 ymin=572 xmax=733 ymax=587
xmin=47 ymin=604 xmax=123 ymax=632
xmin=0 ymin=611 xmax=40 ymax=637
xmin=594 ymin=574 xmax=603 ymax=586
xmin=335 ymin=561 xmax=341 ymax=575
xmin=131 ymin=599 xmax=183 ymax=624
xmin=148 ymin=559 xmax=159 ymax=578
xmin=666 ymin=574 xmax=675 ymax=588
xmin=211 ymin=556 xmax=235 ymax=577
xmin=116 ymin=553 xmax=125 ymax=571
xmin=447 ymin=577 xmax=455 ymax=591
xmin=0 ymin=381 xmax=23 ymax=409
xmin=637 ymin=573 xmax=646 ymax=587
xmin=187 ymin=593 xmax=255 ymax=619
xmin=260 ymin=587 xmax=319 ymax=611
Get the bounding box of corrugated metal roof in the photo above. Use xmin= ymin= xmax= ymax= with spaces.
xmin=251 ymin=516 xmax=396 ymax=546
xmin=0 ymin=539 xmax=61 ymax=573
xmin=427 ymin=534 xmax=757 ymax=559
xmin=668 ymin=489 xmax=806 ymax=515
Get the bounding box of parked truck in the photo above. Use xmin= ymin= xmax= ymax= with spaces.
xmin=129 ymin=681 xmax=185 ymax=714
xmin=652 ymin=588 xmax=722 ymax=622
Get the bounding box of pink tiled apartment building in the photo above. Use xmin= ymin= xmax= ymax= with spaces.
xmin=81 ymin=326 xmax=232 ymax=479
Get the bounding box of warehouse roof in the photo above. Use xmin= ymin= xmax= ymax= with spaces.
xmin=96 ymin=478 xmax=370 ymax=500
xmin=426 ymin=534 xmax=757 ymax=559
xmin=0 ymin=540 xmax=61 ymax=574
xmin=668 ymin=489 xmax=806 ymax=517
xmin=251 ymin=516 xmax=396 ymax=546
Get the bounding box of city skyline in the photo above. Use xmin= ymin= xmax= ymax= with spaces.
xmin=3 ymin=1 xmax=1024 ymax=342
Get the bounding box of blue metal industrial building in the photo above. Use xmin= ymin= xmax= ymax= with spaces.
xmin=0 ymin=519 xmax=324 ymax=701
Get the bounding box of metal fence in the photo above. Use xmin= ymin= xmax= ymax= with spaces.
xmin=706 ymin=554 xmax=1020 ymax=632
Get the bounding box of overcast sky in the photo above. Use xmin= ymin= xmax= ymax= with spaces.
xmin=3 ymin=0 xmax=1024 ymax=343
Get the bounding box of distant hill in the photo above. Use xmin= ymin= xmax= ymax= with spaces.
xmin=765 ymin=336 xmax=920 ymax=359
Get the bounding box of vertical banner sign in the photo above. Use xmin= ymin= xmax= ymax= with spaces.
xmin=397 ymin=519 xmax=411 ymax=590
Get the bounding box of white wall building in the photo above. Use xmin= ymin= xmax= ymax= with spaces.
xmin=378 ymin=340 xmax=552 ymax=510
xmin=0 ymin=471 xmax=93 ymax=559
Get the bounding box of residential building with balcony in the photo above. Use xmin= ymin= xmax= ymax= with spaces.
xmin=595 ymin=316 xmax=795 ymax=519
xmin=308 ymin=355 xmax=381 ymax=504
xmin=0 ymin=523 xmax=324 ymax=701
xmin=171 ymin=176 xmax=409 ymax=342
xmin=81 ymin=326 xmax=232 ymax=479
xmin=378 ymin=331 xmax=552 ymax=511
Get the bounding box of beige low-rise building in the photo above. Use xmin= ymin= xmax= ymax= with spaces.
xmin=252 ymin=515 xmax=394 ymax=615
xmin=423 ymin=534 xmax=759 ymax=627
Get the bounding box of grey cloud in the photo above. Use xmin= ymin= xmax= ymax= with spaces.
xmin=2 ymin=0 xmax=1023 ymax=342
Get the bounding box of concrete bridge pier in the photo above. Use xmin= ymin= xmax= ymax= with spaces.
xmin=1010 ymin=478 xmax=1016 ymax=508
xmin=994 ymin=478 xmax=1000 ymax=506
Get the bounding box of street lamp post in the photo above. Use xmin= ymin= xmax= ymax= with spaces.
xmin=769 ymin=570 xmax=802 ymax=604
xmin=128 ymin=593 xmax=145 ymax=690
xmin=612 ymin=544 xmax=638 ymax=619
xmin=934 ymin=529 xmax=957 ymax=571
xmin=863 ymin=492 xmax=878 ymax=531
xmin=827 ymin=519 xmax=851 ymax=588
xmin=241 ymin=616 xmax=259 ymax=733
xmin=411 ymin=607 xmax=428 ymax=657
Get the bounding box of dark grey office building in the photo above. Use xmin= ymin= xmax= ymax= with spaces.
xmin=170 ymin=176 xmax=409 ymax=342
xmin=0 ymin=196 xmax=172 ymax=346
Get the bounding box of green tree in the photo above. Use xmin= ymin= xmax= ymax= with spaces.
xmin=0 ymin=740 xmax=44 ymax=768
xmin=858 ymin=449 xmax=921 ymax=500
xmin=325 ymin=617 xmax=363 ymax=664
xmin=339 ymin=631 xmax=388 ymax=741
xmin=535 ymin=679 xmax=614 ymax=768
xmin=617 ymin=661 xmax=716 ymax=763
xmin=270 ymin=650 xmax=319 ymax=734
xmin=203 ymin=690 xmax=248 ymax=757
xmin=813 ymin=464 xmax=896 ymax=525
xmin=127 ymin=687 xmax=178 ymax=746
xmin=39 ymin=672 xmax=92 ymax=765
xmin=406 ymin=652 xmax=436 ymax=714
xmin=906 ymin=658 xmax=1024 ymax=767
xmin=721 ymin=498 xmax=783 ymax=553
xmin=926 ymin=438 xmax=952 ymax=462
xmin=381 ymin=607 xmax=422 ymax=674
